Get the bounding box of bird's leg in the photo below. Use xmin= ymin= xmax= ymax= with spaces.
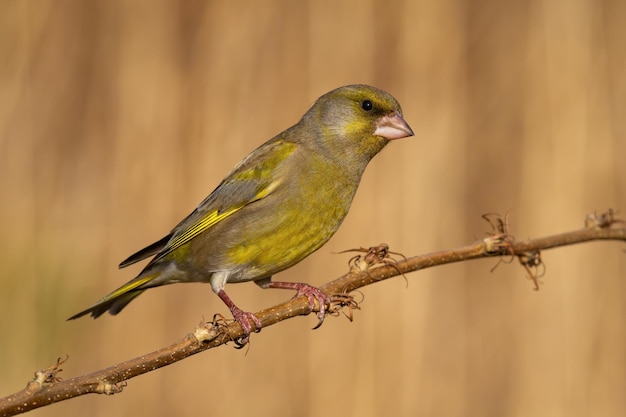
xmin=216 ymin=289 xmax=262 ymax=346
xmin=256 ymin=279 xmax=330 ymax=329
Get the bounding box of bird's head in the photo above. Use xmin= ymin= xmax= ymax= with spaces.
xmin=302 ymin=84 xmax=413 ymax=165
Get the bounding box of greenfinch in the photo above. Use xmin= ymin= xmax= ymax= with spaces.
xmin=69 ymin=84 xmax=413 ymax=343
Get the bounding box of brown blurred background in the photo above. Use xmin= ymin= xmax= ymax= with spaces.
xmin=1 ymin=1 xmax=625 ymax=416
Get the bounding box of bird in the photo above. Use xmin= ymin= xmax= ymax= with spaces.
xmin=68 ymin=84 xmax=413 ymax=344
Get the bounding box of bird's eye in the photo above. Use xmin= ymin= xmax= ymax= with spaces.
xmin=361 ymin=100 xmax=373 ymax=111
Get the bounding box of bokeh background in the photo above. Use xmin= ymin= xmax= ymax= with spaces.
xmin=1 ymin=1 xmax=625 ymax=416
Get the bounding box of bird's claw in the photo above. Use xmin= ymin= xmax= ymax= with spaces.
xmin=229 ymin=306 xmax=262 ymax=348
xmin=292 ymin=284 xmax=331 ymax=330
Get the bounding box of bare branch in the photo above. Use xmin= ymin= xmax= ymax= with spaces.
xmin=1 ymin=211 xmax=624 ymax=416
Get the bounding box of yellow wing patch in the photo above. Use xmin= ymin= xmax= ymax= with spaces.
xmin=103 ymin=273 xmax=158 ymax=301
xmin=167 ymin=205 xmax=242 ymax=254
xmin=151 ymin=139 xmax=294 ymax=263
xmin=161 ymin=178 xmax=282 ymax=259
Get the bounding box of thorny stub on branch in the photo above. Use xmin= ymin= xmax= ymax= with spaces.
xmin=327 ymin=243 xmax=409 ymax=319
xmin=25 ymin=355 xmax=68 ymax=394
xmin=585 ymin=208 xmax=624 ymax=229
xmin=327 ymin=292 xmax=362 ymax=323
xmin=482 ymin=213 xmax=545 ymax=290
xmin=338 ymin=243 xmax=408 ymax=286
xmin=518 ymin=250 xmax=544 ymax=290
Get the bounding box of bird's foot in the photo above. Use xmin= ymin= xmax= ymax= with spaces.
xmin=229 ymin=305 xmax=262 ymax=348
xmin=295 ymin=284 xmax=331 ymax=329
xmin=217 ymin=289 xmax=261 ymax=347
xmin=263 ymin=281 xmax=330 ymax=329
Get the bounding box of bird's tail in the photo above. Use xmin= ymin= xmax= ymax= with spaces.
xmin=67 ymin=273 xmax=158 ymax=320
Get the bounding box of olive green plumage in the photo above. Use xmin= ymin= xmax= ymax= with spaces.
xmin=68 ymin=84 xmax=413 ymax=336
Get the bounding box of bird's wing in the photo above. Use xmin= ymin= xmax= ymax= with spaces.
xmin=128 ymin=138 xmax=298 ymax=267
xmin=119 ymin=234 xmax=172 ymax=268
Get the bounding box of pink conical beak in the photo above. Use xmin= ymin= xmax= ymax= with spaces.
xmin=374 ymin=112 xmax=414 ymax=140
